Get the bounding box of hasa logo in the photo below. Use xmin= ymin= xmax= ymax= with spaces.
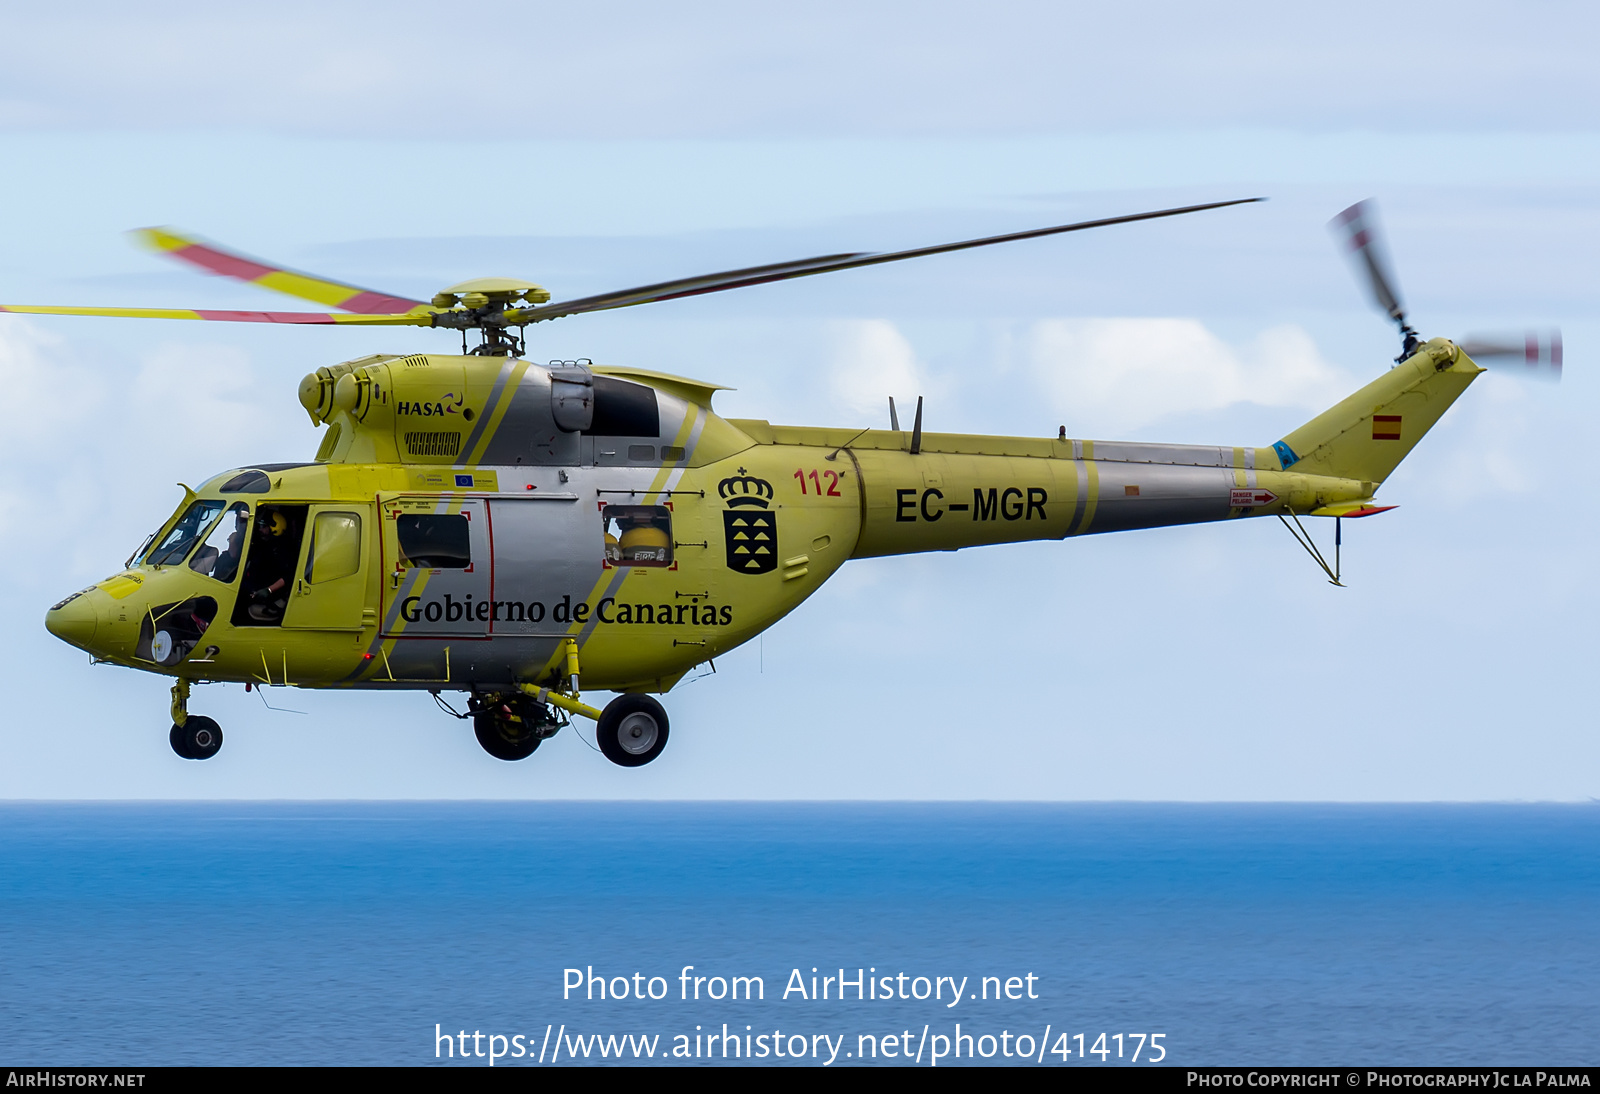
xmin=720 ymin=468 xmax=777 ymax=574
xmin=398 ymin=391 xmax=467 ymax=417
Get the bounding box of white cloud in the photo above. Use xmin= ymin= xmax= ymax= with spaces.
xmin=0 ymin=317 xmax=312 ymax=586
xmin=0 ymin=319 xmax=97 ymax=442
xmin=0 ymin=2 xmax=1597 ymax=137
xmin=826 ymin=319 xmax=936 ymax=421
xmin=1026 ymin=318 xmax=1353 ymax=436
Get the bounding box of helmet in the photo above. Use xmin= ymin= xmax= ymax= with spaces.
xmin=257 ymin=510 xmax=289 ymax=537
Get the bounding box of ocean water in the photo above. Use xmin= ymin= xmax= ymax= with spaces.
xmin=0 ymin=803 xmax=1594 ymax=1067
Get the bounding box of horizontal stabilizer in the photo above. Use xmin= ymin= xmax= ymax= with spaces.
xmin=1310 ymin=500 xmax=1397 ymax=518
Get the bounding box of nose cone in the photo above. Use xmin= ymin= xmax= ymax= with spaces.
xmin=45 ymin=591 xmax=98 ymax=649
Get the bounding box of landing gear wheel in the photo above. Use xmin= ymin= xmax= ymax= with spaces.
xmin=472 ymin=704 xmax=542 ymax=762
xmin=171 ymin=716 xmax=223 ymax=760
xmin=595 ymin=694 xmax=669 ymax=767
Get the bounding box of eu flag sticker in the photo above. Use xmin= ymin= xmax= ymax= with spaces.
xmin=454 ymin=474 xmax=474 ymax=487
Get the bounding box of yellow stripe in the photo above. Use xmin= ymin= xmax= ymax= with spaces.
xmin=1078 ymin=459 xmax=1100 ymax=533
xmin=1 ymin=305 xmax=207 ymax=319
xmin=463 ymin=360 xmax=531 ymax=466
xmin=133 ymin=227 xmax=190 ymax=253
xmin=562 ymin=405 xmax=701 ymax=643
xmin=256 ymin=270 xmax=366 ymax=309
xmin=328 ymin=313 xmax=434 ymax=325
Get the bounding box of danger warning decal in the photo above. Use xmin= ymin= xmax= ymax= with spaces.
xmin=1230 ymin=488 xmax=1277 ymax=508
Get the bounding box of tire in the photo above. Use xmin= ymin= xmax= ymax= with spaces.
xmin=595 ymin=694 xmax=669 ymax=767
xmin=473 ymin=711 xmax=541 ymax=762
xmin=169 ymin=723 xmax=194 ymax=759
xmin=177 ymin=716 xmax=223 ymax=761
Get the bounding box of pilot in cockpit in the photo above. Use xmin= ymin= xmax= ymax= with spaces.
xmin=242 ymin=508 xmax=297 ymax=622
xmin=189 ymin=503 xmax=249 ymax=584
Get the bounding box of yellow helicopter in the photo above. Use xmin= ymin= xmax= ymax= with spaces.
xmin=25 ymin=198 xmax=1558 ymax=766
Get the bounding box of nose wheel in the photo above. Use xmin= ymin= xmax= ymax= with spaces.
xmin=595 ymin=694 xmax=669 ymax=767
xmin=167 ymin=680 xmax=222 ymax=760
xmin=170 ymin=716 xmax=223 ymax=760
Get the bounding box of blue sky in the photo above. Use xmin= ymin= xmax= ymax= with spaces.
xmin=1 ymin=1 xmax=1595 ymax=799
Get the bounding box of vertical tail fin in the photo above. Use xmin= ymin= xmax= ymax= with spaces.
xmin=1273 ymin=338 xmax=1483 ymax=483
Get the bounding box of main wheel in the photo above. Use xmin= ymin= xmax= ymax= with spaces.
xmin=173 ymin=716 xmax=223 ymax=760
xmin=595 ymin=694 xmax=669 ymax=767
xmin=473 ymin=710 xmax=541 ymax=762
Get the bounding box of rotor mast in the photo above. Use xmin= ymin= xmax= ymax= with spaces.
xmin=428 ymin=277 xmax=551 ymax=356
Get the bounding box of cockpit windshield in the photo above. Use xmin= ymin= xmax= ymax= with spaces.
xmin=125 ymin=532 xmax=156 ymax=570
xmin=189 ymin=502 xmax=251 ymax=583
xmin=143 ymin=500 xmax=227 ymax=568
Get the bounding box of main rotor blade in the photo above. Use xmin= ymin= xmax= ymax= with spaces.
xmin=1458 ymin=330 xmax=1563 ymax=381
xmin=0 ymin=304 xmax=434 ymax=325
xmin=1329 ymin=201 xmax=1406 ymax=323
xmin=508 ymin=197 xmax=1265 ymax=324
xmin=134 ymin=228 xmax=431 ymax=315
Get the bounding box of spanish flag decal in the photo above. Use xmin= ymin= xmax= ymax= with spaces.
xmin=1372 ymin=414 xmax=1402 ymax=441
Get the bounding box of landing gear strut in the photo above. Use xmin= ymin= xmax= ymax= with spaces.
xmin=457 ymin=641 xmax=673 ymax=767
xmin=168 ymin=680 xmax=223 ymax=760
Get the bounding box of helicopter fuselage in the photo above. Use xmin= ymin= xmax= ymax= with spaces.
xmin=47 ymin=347 xmax=1464 ymax=701
xmin=20 ymin=198 xmax=1513 ymax=765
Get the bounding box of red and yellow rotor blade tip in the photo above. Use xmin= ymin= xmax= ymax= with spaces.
xmin=130 ymin=227 xmax=432 ymax=316
xmin=0 ymin=304 xmax=433 ymax=326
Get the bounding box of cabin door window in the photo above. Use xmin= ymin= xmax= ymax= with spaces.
xmin=282 ymin=507 xmax=371 ymax=632
xmin=379 ymin=496 xmax=490 ymax=637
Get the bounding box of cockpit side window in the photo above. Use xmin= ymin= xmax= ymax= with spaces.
xmin=145 ymin=500 xmax=227 ymax=568
xmin=305 ymin=511 xmax=363 ymax=583
xmin=190 ymin=503 xmax=251 ymax=584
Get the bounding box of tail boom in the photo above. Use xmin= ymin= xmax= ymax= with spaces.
xmin=728 ymin=341 xmax=1473 ymax=561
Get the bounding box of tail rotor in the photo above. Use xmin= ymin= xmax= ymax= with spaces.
xmin=1457 ymin=330 xmax=1563 ymax=382
xmin=1329 ymin=199 xmax=1561 ymax=379
xmin=1329 ymin=200 xmax=1419 ymax=360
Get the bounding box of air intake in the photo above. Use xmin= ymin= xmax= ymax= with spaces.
xmin=404 ymin=431 xmax=461 ymax=457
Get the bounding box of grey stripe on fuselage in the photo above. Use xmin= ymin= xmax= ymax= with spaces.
xmin=455 ymin=357 xmax=516 ymax=461
xmin=571 ymin=409 xmax=707 ymax=652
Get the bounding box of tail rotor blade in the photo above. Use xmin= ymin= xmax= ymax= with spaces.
xmin=1329 ymin=200 xmax=1406 ymax=324
xmin=1458 ymin=330 xmax=1563 ymax=382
